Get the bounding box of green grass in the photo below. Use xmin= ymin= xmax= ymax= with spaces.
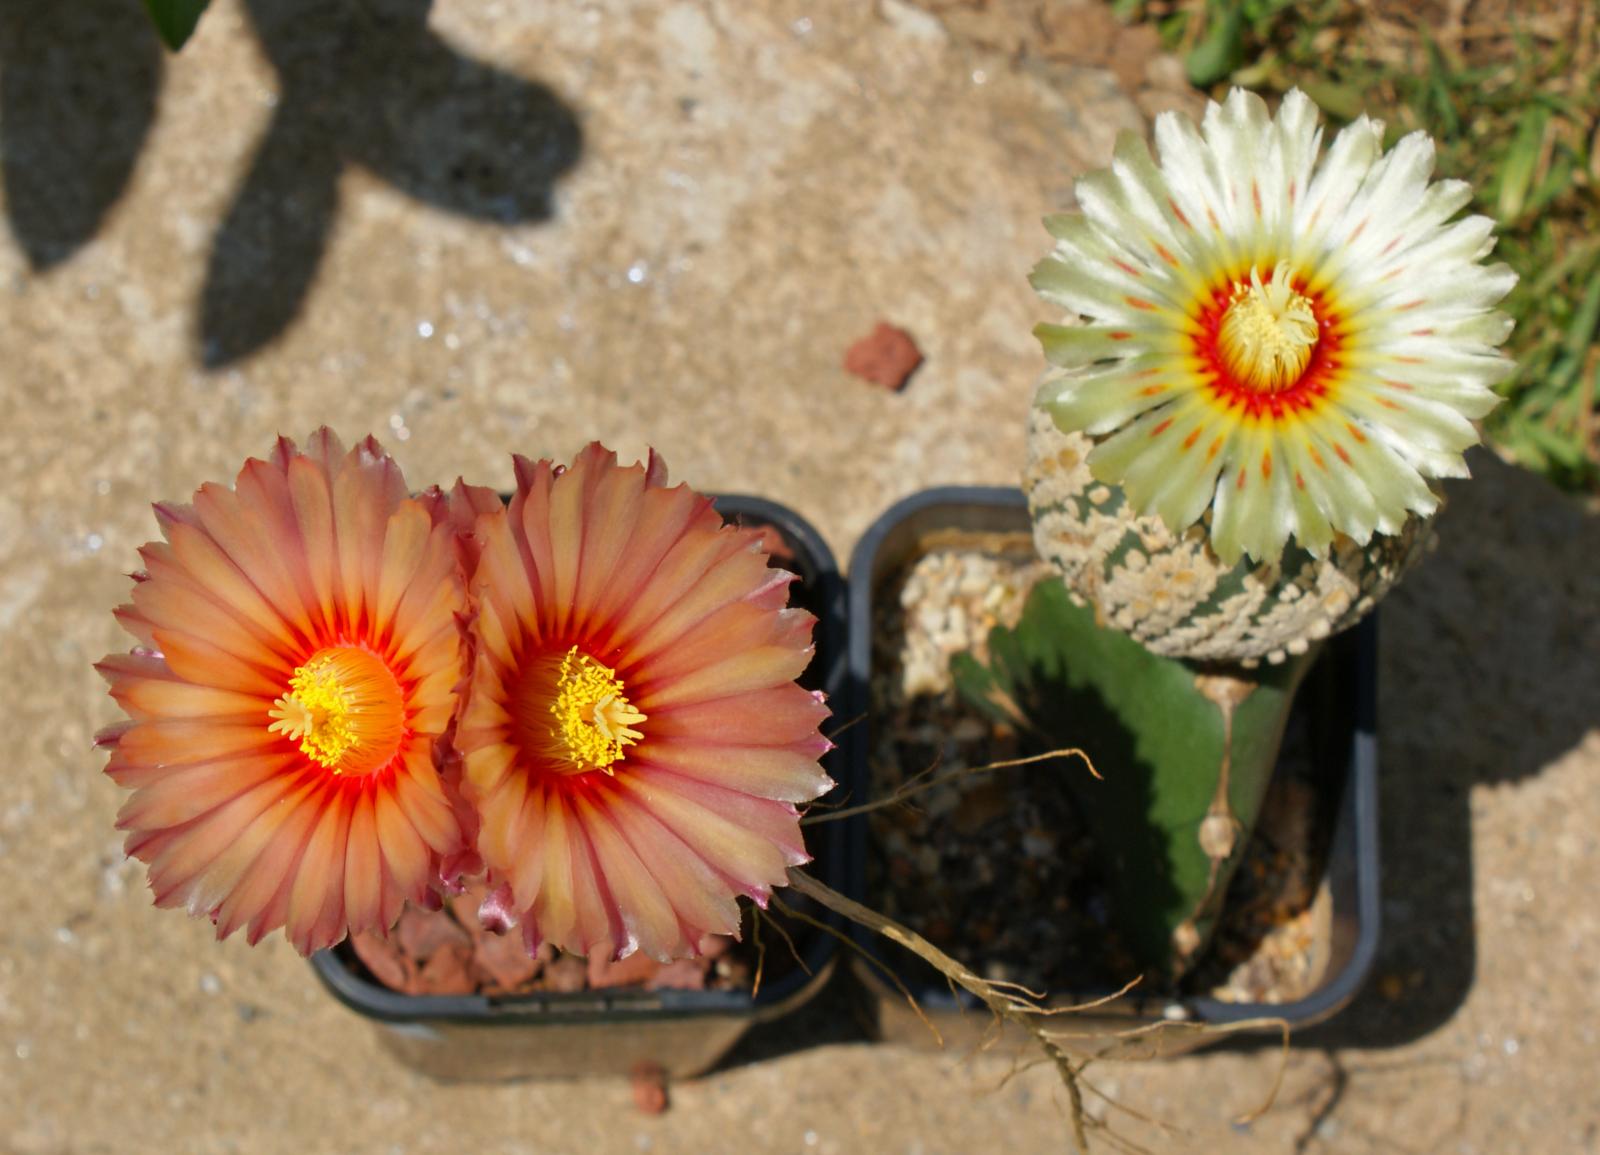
xmin=1118 ymin=0 xmax=1600 ymax=490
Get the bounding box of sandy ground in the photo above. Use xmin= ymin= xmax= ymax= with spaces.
xmin=1 ymin=1 xmax=1596 ymax=1151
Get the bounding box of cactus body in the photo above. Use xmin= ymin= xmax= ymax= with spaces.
xmin=1024 ymin=408 xmax=1429 ymax=665
xmin=952 ymin=579 xmax=1313 ymax=976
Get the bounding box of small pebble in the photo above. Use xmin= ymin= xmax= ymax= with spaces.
xmin=842 ymin=322 xmax=923 ymax=391
xmin=630 ymin=1063 xmax=669 ymax=1115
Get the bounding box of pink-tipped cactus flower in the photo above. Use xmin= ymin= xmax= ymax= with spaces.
xmin=97 ymin=431 xmax=471 ymax=954
xmin=453 ymin=444 xmax=832 ymax=962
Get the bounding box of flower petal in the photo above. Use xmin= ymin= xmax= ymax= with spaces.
xmin=455 ymin=446 xmax=830 ymax=958
xmin=1034 ymin=87 xmax=1513 ymax=564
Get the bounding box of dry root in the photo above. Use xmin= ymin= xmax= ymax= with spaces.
xmin=782 ymin=746 xmax=1294 ymax=1152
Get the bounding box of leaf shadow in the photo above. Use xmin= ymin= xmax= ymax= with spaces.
xmin=0 ymin=0 xmax=162 ymax=270
xmin=200 ymin=0 xmax=584 ymax=366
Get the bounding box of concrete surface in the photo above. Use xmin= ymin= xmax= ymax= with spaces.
xmin=1 ymin=1 xmax=1596 ymax=1151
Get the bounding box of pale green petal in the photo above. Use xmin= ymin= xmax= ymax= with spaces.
xmin=1337 ymin=375 xmax=1481 ymax=467
xmin=1086 ymin=398 xmax=1205 ymax=483
xmin=1207 ymin=422 xmax=1296 ymax=565
xmin=1037 ymin=353 xmax=1186 ymax=434
xmin=1332 ymin=425 xmax=1439 ymax=535
xmin=1035 ymin=322 xmax=1160 ymax=369
xmin=1143 ymin=431 xmax=1231 ymax=534
xmin=1271 ymin=89 xmax=1323 ymax=208
xmin=1276 ymin=433 xmax=1336 ymax=557
xmin=1394 ymin=179 xmax=1475 ymax=241
xmin=1323 ymin=132 xmax=1438 ymax=275
xmin=1111 ymin=395 xmax=1230 ymax=530
xmin=1152 ymin=109 xmax=1237 ymax=261
xmin=1293 ymin=115 xmax=1383 ymax=272
xmin=1427 ymin=309 xmax=1515 ymax=347
xmin=1030 ymin=250 xmax=1186 ymax=321
xmin=1296 ymin=416 xmax=1384 ymax=543
xmin=1280 ymin=422 xmax=1364 ymax=549
xmin=1202 ymin=89 xmax=1274 ymax=240
xmin=1031 ymin=86 xmax=1513 ymax=565
xmin=1107 ymin=131 xmax=1196 ymax=258
xmin=1356 ymin=346 xmax=1515 ymax=400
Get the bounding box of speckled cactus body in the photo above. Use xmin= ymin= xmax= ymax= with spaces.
xmin=1024 ymin=408 xmax=1432 ymax=664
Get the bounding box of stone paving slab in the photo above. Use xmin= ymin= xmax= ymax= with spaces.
xmin=1 ymin=2 xmax=1596 ymax=1152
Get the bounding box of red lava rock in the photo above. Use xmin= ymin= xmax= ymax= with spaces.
xmin=417 ymin=942 xmax=476 ymax=995
xmin=544 ymin=954 xmax=588 ymax=992
xmin=395 ymin=904 xmax=471 ymax=960
xmin=588 ymin=949 xmax=660 ymax=989
xmin=630 ymin=1063 xmax=669 ymax=1115
xmin=474 ymin=929 xmax=542 ymax=991
xmin=350 ymin=931 xmax=415 ymax=993
xmin=744 ymin=522 xmax=797 ymax=564
xmin=447 ymin=890 xmax=485 ymax=932
xmin=648 ymin=958 xmax=709 ymax=991
xmin=843 ymin=321 xmax=923 ymax=390
xmin=696 ymin=933 xmax=734 ymax=959
xmin=713 ymin=957 xmax=752 ymax=988
xmin=352 ymin=895 xmax=774 ymax=997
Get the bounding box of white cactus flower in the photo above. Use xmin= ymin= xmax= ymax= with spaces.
xmin=1032 ymin=88 xmax=1516 ymax=565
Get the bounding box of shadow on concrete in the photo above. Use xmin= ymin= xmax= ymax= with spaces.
xmin=1291 ymin=451 xmax=1600 ymax=1050
xmin=200 ymin=0 xmax=583 ymax=366
xmin=0 ymin=0 xmax=162 ymax=270
xmin=716 ymin=968 xmax=870 ymax=1072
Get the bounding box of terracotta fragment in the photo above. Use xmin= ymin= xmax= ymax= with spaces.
xmin=844 ymin=322 xmax=923 ymax=390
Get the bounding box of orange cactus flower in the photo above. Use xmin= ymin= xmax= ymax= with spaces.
xmin=97 ymin=431 xmax=471 ymax=954
xmin=454 ymin=444 xmax=833 ymax=962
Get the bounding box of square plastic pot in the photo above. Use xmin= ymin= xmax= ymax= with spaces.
xmin=309 ymin=494 xmax=856 ymax=1081
xmin=841 ymin=486 xmax=1380 ymax=1055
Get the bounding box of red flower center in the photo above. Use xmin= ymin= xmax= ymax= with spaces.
xmin=1192 ymin=266 xmax=1345 ymax=421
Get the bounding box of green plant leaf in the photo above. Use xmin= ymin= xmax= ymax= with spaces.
xmin=1562 ymin=268 xmax=1600 ymax=363
xmin=1514 ymin=410 xmax=1586 ymax=470
xmin=143 ymin=0 xmax=210 ymax=51
xmin=1185 ymin=2 xmax=1245 ymax=88
xmin=1296 ymin=79 xmax=1366 ymax=122
xmin=1497 ymin=104 xmax=1549 ymax=223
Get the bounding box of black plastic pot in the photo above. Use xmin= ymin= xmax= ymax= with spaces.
xmin=842 ymin=486 xmax=1380 ymax=1053
xmin=310 ymin=494 xmax=855 ymax=1081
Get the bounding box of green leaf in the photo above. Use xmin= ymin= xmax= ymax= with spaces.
xmin=1526 ymin=151 xmax=1577 ymax=219
xmin=1526 ymin=416 xmax=1585 ymax=470
xmin=143 ymin=0 xmax=211 ymax=51
xmin=1296 ymin=79 xmax=1366 ymax=123
xmin=1562 ymin=268 xmax=1600 ymax=364
xmin=1184 ymin=2 xmax=1245 ymax=88
xmin=1497 ymin=104 xmax=1549 ymax=223
xmin=1498 ymin=413 xmax=1551 ymax=473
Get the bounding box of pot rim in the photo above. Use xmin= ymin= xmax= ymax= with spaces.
xmin=842 ymin=484 xmax=1381 ymax=1031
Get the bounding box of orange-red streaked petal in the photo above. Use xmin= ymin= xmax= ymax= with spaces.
xmin=99 ymin=431 xmax=469 ymax=955
xmin=453 ymin=444 xmax=831 ymax=960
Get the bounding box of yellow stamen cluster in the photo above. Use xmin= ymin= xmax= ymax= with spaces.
xmin=1217 ymin=262 xmax=1319 ymax=392
xmin=523 ymin=646 xmax=646 ymax=775
xmin=268 ymin=647 xmax=405 ymax=775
